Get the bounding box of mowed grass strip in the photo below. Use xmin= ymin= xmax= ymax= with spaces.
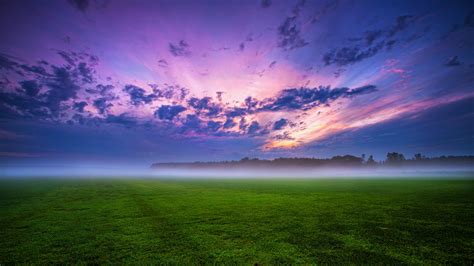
xmin=0 ymin=178 xmax=472 ymax=264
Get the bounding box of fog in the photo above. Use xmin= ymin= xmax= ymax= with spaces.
xmin=1 ymin=164 xmax=473 ymax=179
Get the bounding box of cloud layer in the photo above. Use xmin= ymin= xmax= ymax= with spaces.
xmin=0 ymin=0 xmax=473 ymax=162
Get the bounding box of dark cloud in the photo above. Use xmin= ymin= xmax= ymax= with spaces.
xmin=244 ymin=96 xmax=259 ymax=111
xmin=71 ymin=114 xmax=86 ymax=125
xmin=445 ymin=56 xmax=462 ymax=67
xmin=323 ymin=15 xmax=416 ymax=66
xmin=105 ymin=113 xmax=137 ymax=128
xmin=0 ymin=51 xmax=100 ymax=119
xmin=181 ymin=114 xmax=201 ymax=132
xmin=323 ymin=42 xmax=384 ymax=66
xmin=19 ymin=64 xmax=49 ymax=76
xmin=277 ymin=16 xmax=309 ymax=50
xmin=273 ymin=118 xmax=288 ymax=130
xmin=77 ymin=62 xmax=94 ymax=83
xmin=177 ymin=115 xmax=224 ymax=135
xmin=261 ymin=85 xmax=377 ymax=111
xmin=169 ymin=40 xmax=191 ymax=57
xmin=239 ymin=117 xmax=248 ymax=131
xmin=261 ymin=0 xmax=272 ymax=8
xmin=95 ymin=84 xmax=116 ymax=98
xmin=68 ymin=0 xmax=89 ymax=12
xmin=207 ymin=120 xmax=222 ymax=132
xmin=93 ymin=97 xmax=113 ymax=114
xmin=346 ymin=85 xmax=377 ymax=96
xmin=123 ymin=84 xmax=157 ymax=106
xmin=19 ymin=80 xmax=40 ymax=97
xmin=45 ymin=66 xmax=81 ymax=114
xmin=310 ymin=0 xmax=339 ymax=23
xmin=188 ymin=96 xmax=222 ymax=117
xmin=0 ymin=91 xmax=49 ymax=119
xmin=158 ymin=59 xmax=168 ymax=67
xmin=155 ymin=105 xmax=186 ymax=120
xmin=247 ymin=121 xmax=261 ymax=134
xmin=388 ymin=15 xmax=414 ymax=37
xmin=223 ymin=118 xmax=237 ymax=129
xmin=464 ymin=11 xmax=474 ymax=28
xmin=150 ymin=84 xmax=189 ymax=101
xmin=441 ymin=11 xmax=474 ymax=39
xmin=73 ymin=101 xmax=87 ymax=113
xmin=0 ymin=53 xmax=19 ymax=70
xmin=226 ymin=107 xmax=247 ymax=118
xmin=364 ymin=30 xmax=383 ymax=45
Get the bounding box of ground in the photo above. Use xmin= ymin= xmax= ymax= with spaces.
xmin=0 ymin=178 xmax=473 ymax=264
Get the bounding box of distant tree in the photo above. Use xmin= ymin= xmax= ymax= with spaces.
xmin=414 ymin=153 xmax=425 ymax=160
xmin=330 ymin=155 xmax=363 ymax=165
xmin=386 ymin=152 xmax=405 ymax=164
xmin=240 ymin=157 xmax=250 ymax=162
xmin=366 ymin=155 xmax=376 ymax=165
xmin=361 ymin=154 xmax=366 ymax=162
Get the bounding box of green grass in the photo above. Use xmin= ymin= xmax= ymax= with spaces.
xmin=0 ymin=178 xmax=473 ymax=264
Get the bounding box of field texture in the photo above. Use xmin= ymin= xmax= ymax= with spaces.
xmin=0 ymin=178 xmax=473 ymax=264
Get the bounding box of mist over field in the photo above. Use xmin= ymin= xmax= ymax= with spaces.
xmin=2 ymin=164 xmax=473 ymax=179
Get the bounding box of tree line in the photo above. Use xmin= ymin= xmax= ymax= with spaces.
xmin=151 ymin=153 xmax=474 ymax=169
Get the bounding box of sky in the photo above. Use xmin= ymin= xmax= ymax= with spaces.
xmin=0 ymin=0 xmax=473 ymax=167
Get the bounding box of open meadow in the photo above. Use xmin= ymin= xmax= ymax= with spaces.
xmin=0 ymin=178 xmax=473 ymax=264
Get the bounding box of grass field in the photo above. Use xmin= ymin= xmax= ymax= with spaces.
xmin=0 ymin=178 xmax=473 ymax=264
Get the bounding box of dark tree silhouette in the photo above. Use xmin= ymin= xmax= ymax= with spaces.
xmin=366 ymin=155 xmax=376 ymax=165
xmin=386 ymin=152 xmax=406 ymax=164
xmin=151 ymin=153 xmax=474 ymax=169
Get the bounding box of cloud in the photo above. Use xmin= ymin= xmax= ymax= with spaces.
xmin=68 ymin=0 xmax=89 ymax=12
xmin=388 ymin=15 xmax=414 ymax=37
xmin=277 ymin=16 xmax=308 ymax=50
xmin=323 ymin=15 xmax=416 ymax=66
xmin=188 ymin=96 xmax=222 ymax=117
xmin=445 ymin=56 xmax=461 ymax=67
xmin=247 ymin=121 xmax=269 ymax=135
xmin=93 ymin=97 xmax=113 ymax=114
xmin=261 ymin=0 xmax=272 ymax=8
xmin=73 ymin=101 xmax=87 ymax=112
xmin=323 ymin=42 xmax=384 ymax=66
xmin=225 ymin=107 xmax=247 ymax=118
xmin=0 ymin=48 xmax=378 ymax=142
xmin=158 ymin=59 xmax=168 ymax=67
xmin=223 ymin=118 xmax=237 ymax=129
xmin=0 ymin=91 xmax=49 ymax=119
xmin=181 ymin=114 xmax=201 ymax=132
xmin=0 ymin=53 xmax=20 ymax=70
xmin=273 ymin=118 xmax=288 ymax=130
xmin=19 ymin=80 xmax=40 ymax=97
xmin=105 ymin=113 xmax=137 ymax=128
xmin=0 ymin=50 xmax=101 ymax=118
xmin=364 ymin=30 xmax=384 ymax=45
xmin=247 ymin=121 xmax=260 ymax=134
xmin=464 ymin=11 xmax=474 ymax=28
xmin=169 ymin=40 xmax=191 ymax=57
xmin=207 ymin=120 xmax=222 ymax=132
xmin=150 ymin=84 xmax=189 ymax=101
xmin=155 ymin=105 xmax=186 ymax=120
xmin=261 ymin=85 xmax=377 ymax=111
xmin=123 ymin=84 xmax=157 ymax=105
xmin=77 ymin=62 xmax=95 ymax=83
xmin=45 ymin=66 xmax=81 ymax=115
